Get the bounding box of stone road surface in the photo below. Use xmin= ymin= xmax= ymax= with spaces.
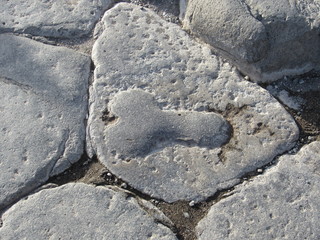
xmin=0 ymin=1 xmax=319 ymax=240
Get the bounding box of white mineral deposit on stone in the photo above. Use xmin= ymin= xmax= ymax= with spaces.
xmin=277 ymin=90 xmax=303 ymax=110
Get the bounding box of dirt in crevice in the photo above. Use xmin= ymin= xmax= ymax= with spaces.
xmin=101 ymin=108 xmax=118 ymax=125
xmin=154 ymin=188 xmax=235 ymax=240
xmin=207 ymin=104 xmax=247 ymax=163
xmin=289 ymin=90 xmax=320 ymax=136
xmin=47 ymin=152 xmax=237 ymax=240
xmin=49 ymin=155 xmax=127 ymax=188
xmin=260 ymin=70 xmax=320 ymax=150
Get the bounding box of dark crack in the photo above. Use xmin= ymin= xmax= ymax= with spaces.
xmin=240 ymin=0 xmax=264 ymax=23
xmin=48 ymin=129 xmax=71 ymax=176
xmin=0 ymin=76 xmax=34 ymax=94
xmin=101 ymin=108 xmax=118 ymax=125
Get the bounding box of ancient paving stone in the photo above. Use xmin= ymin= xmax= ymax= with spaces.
xmin=0 ymin=34 xmax=89 ymax=210
xmin=0 ymin=183 xmax=177 ymax=240
xmin=88 ymin=3 xmax=299 ymax=203
xmin=196 ymin=141 xmax=320 ymax=240
xmin=183 ymin=0 xmax=320 ymax=82
xmin=0 ymin=0 xmax=113 ymax=38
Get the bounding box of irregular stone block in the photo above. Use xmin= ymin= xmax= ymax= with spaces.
xmin=0 ymin=34 xmax=89 ymax=210
xmin=89 ymin=3 xmax=299 ymax=203
xmin=0 ymin=183 xmax=177 ymax=240
xmin=196 ymin=141 xmax=320 ymax=240
xmin=183 ymin=0 xmax=320 ymax=82
xmin=0 ymin=0 xmax=113 ymax=38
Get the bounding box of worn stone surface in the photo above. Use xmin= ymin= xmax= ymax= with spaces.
xmin=0 ymin=183 xmax=177 ymax=240
xmin=196 ymin=141 xmax=320 ymax=240
xmin=183 ymin=0 xmax=320 ymax=82
xmin=106 ymin=89 xmax=231 ymax=158
xmin=88 ymin=3 xmax=299 ymax=203
xmin=0 ymin=0 xmax=113 ymax=38
xmin=0 ymin=34 xmax=89 ymax=210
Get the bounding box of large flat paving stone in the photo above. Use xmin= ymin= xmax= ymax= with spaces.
xmin=0 ymin=34 xmax=89 ymax=210
xmin=88 ymin=3 xmax=299 ymax=203
xmin=183 ymin=0 xmax=320 ymax=82
xmin=0 ymin=0 xmax=113 ymax=38
xmin=0 ymin=183 xmax=177 ymax=240
xmin=196 ymin=141 xmax=320 ymax=239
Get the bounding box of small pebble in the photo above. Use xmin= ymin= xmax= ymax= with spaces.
xmin=120 ymin=183 xmax=127 ymax=188
xmin=183 ymin=212 xmax=190 ymax=218
xmin=83 ymin=160 xmax=89 ymax=166
xmin=151 ymin=199 xmax=159 ymax=204
xmin=189 ymin=201 xmax=195 ymax=207
xmin=244 ymin=76 xmax=250 ymax=80
xmin=107 ymin=172 xmax=112 ymax=177
xmin=257 ymin=169 xmax=263 ymax=173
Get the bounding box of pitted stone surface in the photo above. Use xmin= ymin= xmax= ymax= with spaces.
xmin=196 ymin=141 xmax=320 ymax=240
xmin=106 ymin=90 xmax=231 ymax=158
xmin=183 ymin=0 xmax=320 ymax=82
xmin=0 ymin=183 xmax=177 ymax=240
xmin=0 ymin=0 xmax=113 ymax=38
xmin=88 ymin=3 xmax=299 ymax=203
xmin=0 ymin=34 xmax=89 ymax=210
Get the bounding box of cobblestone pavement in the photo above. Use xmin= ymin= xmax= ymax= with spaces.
xmin=0 ymin=1 xmax=319 ymax=239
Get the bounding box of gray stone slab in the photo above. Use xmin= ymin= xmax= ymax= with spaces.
xmin=0 ymin=0 xmax=113 ymax=38
xmin=0 ymin=34 xmax=89 ymax=210
xmin=88 ymin=3 xmax=299 ymax=203
xmin=0 ymin=183 xmax=177 ymax=240
xmin=196 ymin=141 xmax=320 ymax=240
xmin=183 ymin=0 xmax=320 ymax=82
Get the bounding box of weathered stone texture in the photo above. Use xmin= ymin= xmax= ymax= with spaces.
xmin=0 ymin=34 xmax=89 ymax=210
xmin=184 ymin=0 xmax=320 ymax=82
xmin=196 ymin=141 xmax=320 ymax=240
xmin=88 ymin=3 xmax=299 ymax=203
